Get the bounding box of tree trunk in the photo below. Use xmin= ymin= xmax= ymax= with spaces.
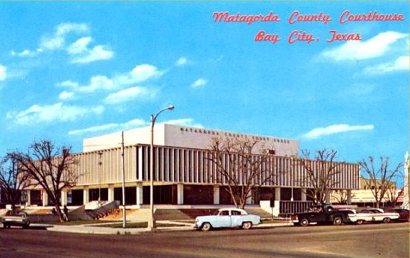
xmin=54 ymin=205 xmax=67 ymax=222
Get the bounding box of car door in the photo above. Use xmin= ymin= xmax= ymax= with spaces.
xmin=230 ymin=210 xmax=243 ymax=227
xmin=215 ymin=210 xmax=232 ymax=228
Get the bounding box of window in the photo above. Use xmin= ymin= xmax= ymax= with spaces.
xmin=220 ymin=210 xmax=230 ymax=216
xmin=231 ymin=210 xmax=242 ymax=216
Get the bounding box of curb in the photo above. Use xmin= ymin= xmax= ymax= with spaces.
xmin=46 ymin=222 xmax=293 ymax=235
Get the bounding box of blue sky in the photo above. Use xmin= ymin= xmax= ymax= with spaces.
xmin=0 ymin=2 xmax=408 ymax=185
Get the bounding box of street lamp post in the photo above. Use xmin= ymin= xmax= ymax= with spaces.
xmin=97 ymin=151 xmax=103 ymax=204
xmin=290 ymin=156 xmax=294 ymax=202
xmin=148 ymin=105 xmax=174 ymax=230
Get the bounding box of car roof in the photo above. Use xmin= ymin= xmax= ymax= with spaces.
xmin=218 ymin=208 xmax=246 ymax=213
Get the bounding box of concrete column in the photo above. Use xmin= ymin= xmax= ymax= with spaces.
xmin=136 ymin=184 xmax=143 ymax=207
xmin=177 ymin=184 xmax=184 ymax=205
xmin=42 ymin=191 xmax=48 ymax=207
xmin=275 ymin=187 xmax=281 ymax=201
xmin=213 ymin=185 xmax=220 ymax=205
xmin=108 ymin=185 xmax=114 ymax=202
xmin=26 ymin=190 xmax=31 ymax=206
xmin=83 ymin=187 xmax=89 ymax=204
xmin=325 ymin=191 xmax=331 ymax=204
xmin=346 ymin=189 xmax=352 ymax=205
xmin=273 ymin=187 xmax=281 ymax=217
xmin=246 ymin=190 xmax=253 ymax=205
xmin=61 ymin=190 xmax=68 ymax=206
xmin=301 ymin=188 xmax=307 ymax=201
xmin=138 ymin=147 xmax=143 ymax=181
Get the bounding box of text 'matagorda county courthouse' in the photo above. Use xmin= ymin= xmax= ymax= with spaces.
xmin=25 ymin=124 xmax=359 ymax=214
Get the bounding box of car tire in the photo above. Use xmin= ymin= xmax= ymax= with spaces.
xmin=300 ymin=218 xmax=309 ymax=226
xmin=333 ymin=216 xmax=343 ymax=225
xmin=383 ymin=217 xmax=391 ymax=223
xmin=356 ymin=220 xmax=364 ymax=225
xmin=242 ymin=222 xmax=252 ymax=230
xmin=201 ymin=222 xmax=212 ymax=232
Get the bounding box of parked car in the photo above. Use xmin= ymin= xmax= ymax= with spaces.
xmin=194 ymin=208 xmax=261 ymax=231
xmin=392 ymin=208 xmax=409 ymax=222
xmin=1 ymin=210 xmax=30 ymax=229
xmin=348 ymin=208 xmax=399 ymax=224
xmin=291 ymin=204 xmax=353 ymax=226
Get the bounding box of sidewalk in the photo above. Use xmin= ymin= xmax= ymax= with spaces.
xmin=46 ymin=220 xmax=293 ymax=235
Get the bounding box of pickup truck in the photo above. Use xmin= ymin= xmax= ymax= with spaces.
xmin=291 ymin=204 xmax=353 ymax=226
xmin=1 ymin=211 xmax=30 ymax=229
xmin=348 ymin=208 xmax=400 ymax=224
xmin=194 ymin=208 xmax=261 ymax=231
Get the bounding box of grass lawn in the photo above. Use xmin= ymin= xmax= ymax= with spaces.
xmin=261 ymin=218 xmax=291 ymax=224
xmin=96 ymin=222 xmax=192 ymax=228
xmin=52 ymin=220 xmax=120 ymax=226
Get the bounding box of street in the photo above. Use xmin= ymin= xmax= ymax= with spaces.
xmin=0 ymin=223 xmax=408 ymax=258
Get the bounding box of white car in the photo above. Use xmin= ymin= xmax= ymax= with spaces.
xmin=194 ymin=208 xmax=261 ymax=231
xmin=1 ymin=211 xmax=30 ymax=229
xmin=348 ymin=208 xmax=400 ymax=224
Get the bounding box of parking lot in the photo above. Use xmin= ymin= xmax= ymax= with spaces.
xmin=0 ymin=222 xmax=408 ymax=258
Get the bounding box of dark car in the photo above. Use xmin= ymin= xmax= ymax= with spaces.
xmin=393 ymin=208 xmax=409 ymax=222
xmin=291 ymin=204 xmax=353 ymax=226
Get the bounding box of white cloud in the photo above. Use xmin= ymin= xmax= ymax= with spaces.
xmin=104 ymin=86 xmax=155 ymax=104
xmin=7 ymin=102 xmax=104 ymax=125
xmin=124 ymin=64 xmax=163 ymax=84
xmin=10 ymin=49 xmax=39 ymax=58
xmin=0 ymin=65 xmax=7 ymax=81
xmin=40 ymin=23 xmax=89 ymax=51
xmin=67 ymin=37 xmax=92 ymax=54
xmin=58 ymin=75 xmax=115 ymax=93
xmin=162 ymin=118 xmax=204 ymax=128
xmin=40 ymin=36 xmax=65 ymax=51
xmin=58 ymin=91 xmax=75 ymax=101
xmin=14 ymin=23 xmax=112 ymax=64
xmin=70 ymin=45 xmax=114 ymax=64
xmin=363 ymin=56 xmax=409 ymax=75
xmin=303 ymin=124 xmax=374 ymax=139
xmin=67 ymin=36 xmax=113 ymax=64
xmin=322 ymin=31 xmax=407 ymax=61
xmin=58 ymin=80 xmax=80 ymax=88
xmin=175 ymin=57 xmax=188 ymax=66
xmin=191 ymin=78 xmax=208 ymax=88
xmin=58 ymin=64 xmax=162 ymax=94
xmin=68 ymin=118 xmax=147 ymax=136
xmin=55 ymin=23 xmax=89 ymax=36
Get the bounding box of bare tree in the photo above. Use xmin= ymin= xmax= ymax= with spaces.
xmin=359 ymin=156 xmax=403 ymax=208
xmin=207 ymin=137 xmax=273 ymax=209
xmin=0 ymin=155 xmax=30 ymax=211
xmin=385 ymin=187 xmax=402 ymax=207
xmin=8 ymin=140 xmax=79 ymax=222
xmin=298 ymin=149 xmax=341 ymax=204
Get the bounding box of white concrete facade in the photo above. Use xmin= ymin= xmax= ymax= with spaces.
xmin=20 ymin=124 xmax=360 ymax=217
xmin=83 ymin=124 xmax=299 ymax=157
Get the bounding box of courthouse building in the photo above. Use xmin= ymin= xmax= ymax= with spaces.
xmin=24 ymin=124 xmax=360 ymax=214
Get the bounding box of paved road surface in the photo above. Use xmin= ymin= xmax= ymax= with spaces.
xmin=0 ymin=223 xmax=408 ymax=258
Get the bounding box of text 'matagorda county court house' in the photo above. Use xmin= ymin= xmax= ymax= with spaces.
xmin=25 ymin=124 xmax=359 ymax=215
